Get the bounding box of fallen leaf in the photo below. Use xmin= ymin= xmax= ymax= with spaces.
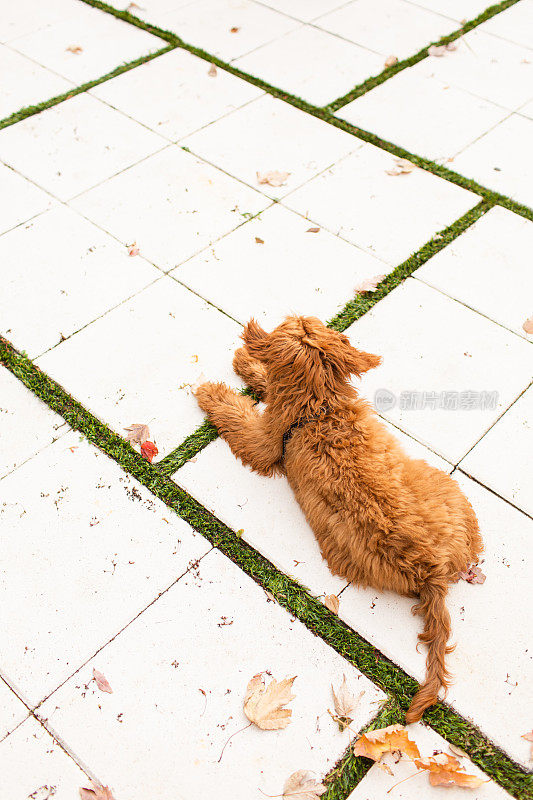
xmin=243 ymin=673 xmax=296 ymax=730
xmin=93 ymin=668 xmax=113 ymax=694
xmin=448 ymin=743 xmax=468 ymax=759
xmin=191 ymin=354 xmax=199 ymax=363
xmin=306 ymin=227 xmax=320 ymax=233
xmin=79 ymin=782 xmax=116 ymax=800
xmin=330 ymin=675 xmax=362 ymax=731
xmin=208 ymin=63 xmax=217 ymax=77
xmin=522 ymin=315 xmax=533 ymax=334
xmin=127 ymin=241 xmax=140 ymax=256
xmin=140 ymin=440 xmax=158 ymax=462
xmin=353 ymin=724 xmax=420 ymax=761
xmin=458 ymin=564 xmax=486 ymax=584
xmin=428 ymin=44 xmax=447 ymax=57
xmin=126 ymin=1 xmax=143 ymax=11
xmin=282 ymin=770 xmax=326 ymax=799
xmin=66 ymin=45 xmax=83 ymax=54
xmin=124 ymin=423 xmax=150 ymax=445
xmin=386 ymin=157 xmax=415 ymax=176
xmin=191 ymin=372 xmax=207 ymax=394
xmin=354 ymin=274 xmax=386 ymax=294
xmin=324 ymin=594 xmax=339 ymax=615
xmin=415 ymin=753 xmax=485 ymax=788
xmin=230 ymin=26 xmax=240 ymax=33
xmin=256 ymin=170 xmax=290 ymax=187
xmin=446 ymin=41 xmax=458 ymax=51
xmin=384 ymin=55 xmax=398 ymax=67
xmin=255 ymin=236 xmax=265 ymax=244
xmin=521 ymin=731 xmax=533 ymax=758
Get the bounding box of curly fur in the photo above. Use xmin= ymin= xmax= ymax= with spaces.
xmin=195 ymin=315 xmax=483 ymax=722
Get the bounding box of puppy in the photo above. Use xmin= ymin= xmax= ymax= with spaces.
xmin=195 ymin=315 xmax=482 ymax=722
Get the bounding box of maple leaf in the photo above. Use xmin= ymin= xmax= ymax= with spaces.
xmin=521 ymin=731 xmax=533 ymax=758
xmin=282 ymin=770 xmax=326 ymax=799
xmin=458 ymin=564 xmax=486 ymax=584
xmin=353 ymin=724 xmax=420 ymax=761
xmin=415 ymin=753 xmax=485 ymax=788
xmin=208 ymin=63 xmax=217 ymax=77
xmin=243 ymin=673 xmax=296 ymax=730
xmin=384 ymin=55 xmax=398 ymax=67
xmin=324 ymin=594 xmax=339 ymax=614
xmin=93 ymin=668 xmax=113 ymax=694
xmin=127 ymin=242 xmax=140 ymax=257
xmin=522 ymin=316 xmax=533 ymax=334
xmin=141 ymin=441 xmax=158 ymax=462
xmin=386 ymin=158 xmax=415 ymax=176
xmin=354 ymin=274 xmax=386 ymax=294
xmin=256 ymin=170 xmax=290 ymax=187
xmin=330 ymin=675 xmax=362 ymax=731
xmin=79 ymin=783 xmax=117 ymax=800
xmin=66 ymin=45 xmax=83 ymax=54
xmin=124 ymin=423 xmax=150 ymax=446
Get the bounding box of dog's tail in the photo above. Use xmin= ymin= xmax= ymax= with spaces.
xmin=405 ymin=579 xmax=453 ymax=724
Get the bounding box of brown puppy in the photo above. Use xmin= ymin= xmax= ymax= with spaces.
xmin=195 ymin=315 xmax=482 ymax=722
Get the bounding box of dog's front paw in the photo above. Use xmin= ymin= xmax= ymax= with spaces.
xmin=193 ymin=381 xmax=230 ymax=415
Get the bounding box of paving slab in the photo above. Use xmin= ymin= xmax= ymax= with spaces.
xmin=0 ymin=0 xmax=81 ymax=44
xmin=0 ymin=45 xmax=73 ymax=121
xmin=0 ymin=205 xmax=159 ymax=358
xmin=257 ymin=0 xmax=350 ymax=22
xmin=10 ymin=2 xmax=163 ymax=85
xmin=337 ymin=68 xmax=510 ymax=163
xmin=284 ymin=141 xmax=478 ymax=265
xmin=343 ymin=279 xmax=532 ymax=463
xmin=0 ymin=93 xmax=166 ymax=202
xmin=0 ymin=163 xmax=56 ymax=236
xmin=414 ymin=205 xmax=533 ymax=339
xmin=181 ymin=93 xmax=358 ymax=200
xmin=103 ymin=0 xmax=196 ymax=19
xmin=0 ymin=367 xmax=69 ymax=481
xmin=0 ymin=680 xmax=29 ymax=742
xmin=479 ymin=0 xmax=533 ymax=49
xmin=0 ymin=431 xmax=211 ymax=707
xmin=234 ymin=25 xmax=384 ymax=107
xmin=407 ymin=0 xmax=496 ymax=20
xmin=91 ymin=47 xmax=263 ymax=142
xmin=348 ymin=722 xmax=514 ymax=799
xmin=453 ymin=113 xmax=533 ymax=209
xmin=173 ymin=202 xmax=389 ymax=328
xmin=460 ymin=385 xmax=533 ymax=516
xmin=315 ymin=0 xmax=457 ymax=60
xmin=38 ymin=549 xmax=386 ymax=800
xmin=36 ymin=277 xmax=244 ymax=457
xmin=339 ymin=473 xmax=533 ymax=767
xmin=70 ymin=145 xmax=268 ymax=271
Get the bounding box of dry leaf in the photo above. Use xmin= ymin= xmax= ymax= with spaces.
xmin=66 ymin=45 xmax=83 ymax=54
xmin=255 ymin=236 xmax=265 ymax=244
xmin=354 ymin=274 xmax=386 ymax=294
xmin=93 ymin=668 xmax=113 ymax=694
xmin=522 ymin=316 xmax=533 ymax=334
xmin=330 ymin=675 xmax=362 ymax=731
xmin=458 ymin=564 xmax=486 ymax=584
xmin=124 ymin=423 xmax=150 ymax=445
xmin=306 ymin=227 xmax=320 ymax=233
xmin=384 ymin=55 xmax=398 ymax=67
xmin=521 ymin=731 xmax=533 ymax=758
xmin=128 ymin=241 xmax=140 ymax=256
xmin=428 ymin=44 xmax=447 ymax=57
xmin=415 ymin=753 xmax=485 ymax=788
xmin=353 ymin=724 xmax=420 ymax=761
xmin=243 ymin=673 xmax=296 ymax=730
xmin=191 ymin=354 xmax=199 ymax=363
xmin=446 ymin=41 xmax=458 ymax=51
xmin=208 ymin=63 xmax=217 ymax=77
xmin=448 ymin=743 xmax=468 ymax=759
xmin=230 ymin=26 xmax=240 ymax=33
xmin=256 ymin=170 xmax=290 ymax=187
xmin=79 ymin=782 xmax=116 ymax=800
xmin=191 ymin=372 xmax=207 ymax=394
xmin=324 ymin=594 xmax=339 ymax=614
xmin=386 ymin=157 xmax=415 ymax=176
xmin=282 ymin=770 xmax=326 ymax=799
xmin=141 ymin=440 xmax=158 ymax=462
xmin=126 ymin=1 xmax=143 ymax=11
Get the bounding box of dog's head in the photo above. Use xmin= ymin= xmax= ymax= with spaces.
xmin=242 ymin=315 xmax=381 ymax=398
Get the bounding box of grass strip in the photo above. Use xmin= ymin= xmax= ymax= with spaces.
xmin=158 ymin=418 xmax=218 ymax=474
xmin=1 ymin=336 xmax=531 ymax=798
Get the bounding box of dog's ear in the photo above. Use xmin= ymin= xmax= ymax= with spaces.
xmin=332 ymin=334 xmax=382 ymax=377
xmin=242 ymin=318 xmax=270 ymax=361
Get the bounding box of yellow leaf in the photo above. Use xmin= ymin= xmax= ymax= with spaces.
xmin=243 ymin=673 xmax=296 ymax=730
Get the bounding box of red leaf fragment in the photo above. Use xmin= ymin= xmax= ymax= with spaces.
xmin=127 ymin=241 xmax=140 ymax=257
xmin=141 ymin=440 xmax=158 ymax=462
xmin=230 ymin=26 xmax=240 ymax=33
xmin=306 ymin=227 xmax=320 ymax=233
xmin=79 ymin=782 xmax=117 ymax=800
xmin=66 ymin=45 xmax=83 ymax=54
xmin=255 ymin=236 xmax=264 ymax=244
xmin=458 ymin=564 xmax=486 ymax=584
xmin=93 ymin=668 xmax=113 ymax=694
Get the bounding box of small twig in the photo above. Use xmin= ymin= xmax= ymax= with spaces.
xmin=217 ymin=722 xmax=252 ymax=763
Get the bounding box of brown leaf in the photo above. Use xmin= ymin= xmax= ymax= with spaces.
xmin=353 ymin=724 xmax=420 ymax=761
xmin=127 ymin=241 xmax=140 ymax=256
xmin=428 ymin=44 xmax=447 ymax=57
xmin=306 ymin=227 xmax=320 ymax=233
xmin=386 ymin=157 xmax=415 ymax=176
xmin=448 ymin=743 xmax=468 ymax=759
xmin=243 ymin=673 xmax=296 ymax=730
xmin=124 ymin=423 xmax=150 ymax=445
xmin=79 ymin=782 xmax=117 ymax=800
xmin=415 ymin=753 xmax=485 ymax=788
xmin=255 ymin=236 xmax=265 ymax=244
xmin=521 ymin=730 xmax=533 ymax=758
xmin=458 ymin=564 xmax=486 ymax=584
xmin=354 ymin=274 xmax=386 ymax=294
xmin=282 ymin=770 xmax=326 ymax=799
xmin=66 ymin=45 xmax=83 ymax=54
xmin=126 ymin=1 xmax=143 ymax=11
xmin=446 ymin=41 xmax=458 ymax=51
xmin=256 ymin=170 xmax=290 ymax=187
xmin=384 ymin=55 xmax=398 ymax=67
xmin=92 ymin=668 xmax=113 ymax=694
xmin=330 ymin=675 xmax=362 ymax=731
xmin=208 ymin=63 xmax=217 ymax=77
xmin=230 ymin=26 xmax=240 ymax=33
xmin=140 ymin=440 xmax=158 ymax=462
xmin=324 ymin=594 xmax=339 ymax=615
xmin=522 ymin=315 xmax=533 ymax=334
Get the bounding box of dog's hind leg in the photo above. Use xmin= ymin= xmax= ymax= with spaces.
xmin=232 ymin=347 xmax=267 ymax=397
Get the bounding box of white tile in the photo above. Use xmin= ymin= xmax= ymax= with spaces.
xmin=1 ymin=717 xmax=89 ymax=799
xmin=348 ymin=722 xmax=513 ymax=799
xmin=416 ymin=30 xmax=533 ymax=110
xmin=453 ymin=114 xmax=533 ymax=209
xmin=343 ymin=279 xmax=533 ymax=463
xmin=105 ymin=0 xmax=195 ymax=17
xmin=316 ymin=0 xmax=457 ymax=60
xmin=0 ymin=680 xmax=28 ymax=741
xmin=479 ymin=0 xmax=533 ymax=49
xmin=340 ymin=474 xmax=533 ymax=767
xmin=0 ymin=45 xmax=73 ymax=121
xmin=71 ymin=145 xmax=268 ymax=270
xmin=519 ymin=97 xmax=533 ymax=119
xmin=285 ymin=142 xmax=478 ymax=265
xmin=182 ymin=94 xmax=358 ymax=199
xmin=0 ymin=163 xmax=56 ymax=236
xmin=173 ymin=203 xmax=390 ymax=328
xmin=257 ymin=0 xmax=349 ymax=22
xmin=0 ymin=0 xmax=81 ymax=43
xmin=39 ymin=550 xmax=386 ymax=800
xmin=11 ymin=2 xmax=163 ymax=85
xmin=235 ymin=25 xmax=384 ymax=107
xmin=405 ymin=0 xmax=494 ymax=21
xmin=154 ymin=0 xmax=298 ymax=60
xmin=91 ymin=48 xmax=263 ymax=142
xmin=337 ymin=68 xmax=509 ymax=162
xmin=0 ymin=367 xmax=68 ymax=481
xmin=0 ymin=432 xmax=210 ymax=706
xmin=414 ymin=206 xmax=533 ymax=338
xmin=0 ymin=206 xmax=159 ymax=358
xmin=175 ymin=437 xmax=349 ymax=596
xmin=461 ymin=386 xmax=533 ymax=516
xmin=36 ymin=278 xmax=244 ymax=457
xmin=0 ymin=93 xmax=165 ymax=201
